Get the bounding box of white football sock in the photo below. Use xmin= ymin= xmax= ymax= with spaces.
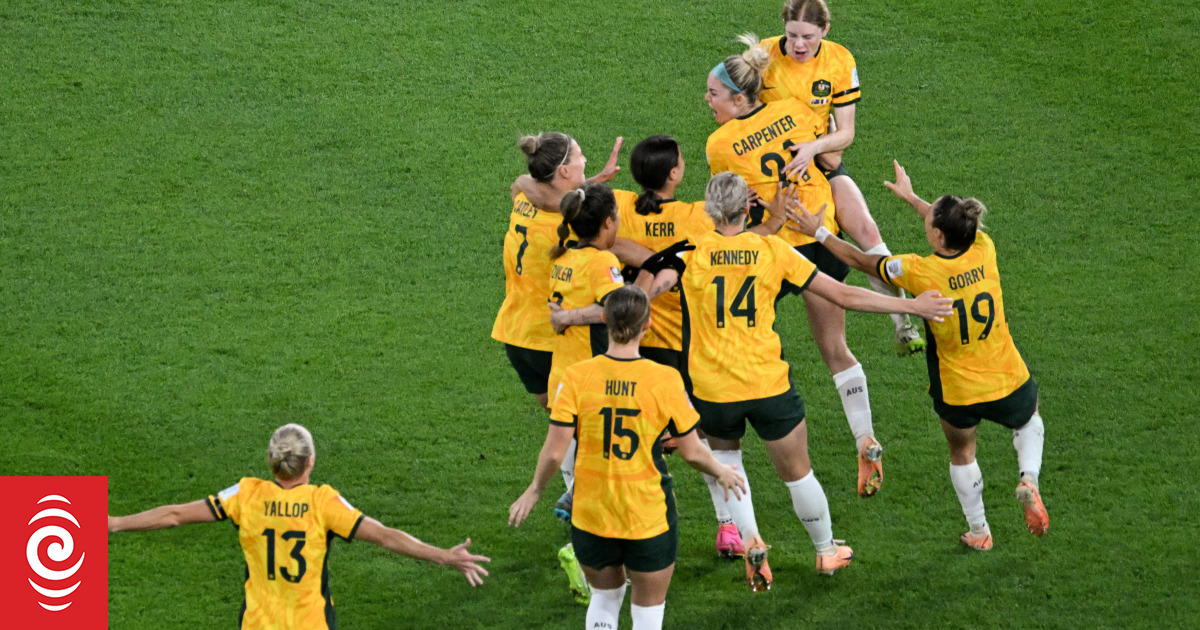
xmin=631 ymin=602 xmax=665 ymax=630
xmin=785 ymin=471 xmax=836 ymax=555
xmin=864 ymin=243 xmax=911 ymax=330
xmin=585 ymin=584 xmax=625 ymax=630
xmin=713 ymin=449 xmax=759 ymax=541
xmin=701 ymin=440 xmax=735 ymax=524
xmin=1013 ymin=412 xmax=1045 ymax=487
xmin=950 ymin=461 xmax=989 ymax=535
xmin=833 ymin=364 xmax=874 ymax=452
xmin=561 ymin=438 xmax=576 ymax=493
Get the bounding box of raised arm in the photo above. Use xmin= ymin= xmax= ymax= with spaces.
xmin=806 ymin=273 xmax=952 ymax=322
xmin=355 ymin=517 xmax=490 ymax=587
xmin=884 ymin=160 xmax=932 ymax=218
xmin=108 ymin=499 xmax=216 ymax=532
xmin=512 ymin=175 xmax=564 ymax=210
xmin=508 ymin=424 xmax=575 ymax=527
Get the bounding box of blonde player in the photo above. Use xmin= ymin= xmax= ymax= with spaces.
xmin=761 ymin=0 xmax=926 ymax=356
xmin=510 ymin=285 xmax=746 ymax=630
xmin=640 ymin=173 xmax=952 ymax=590
xmin=704 ymin=36 xmax=888 ymax=498
xmin=789 ymin=161 xmax=1049 ymax=550
xmin=108 ymin=424 xmax=489 ymax=629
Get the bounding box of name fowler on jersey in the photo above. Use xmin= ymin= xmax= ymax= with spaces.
xmin=604 ymin=379 xmax=638 ymax=396
xmin=513 ymin=198 xmax=538 ymax=219
xmin=264 ymin=501 xmax=310 ymax=518
xmin=731 ymin=115 xmax=798 ymax=156
xmin=711 ymin=249 xmax=760 ymax=265
xmin=552 ymin=264 xmax=573 ymax=282
xmin=949 ymin=265 xmax=986 ymax=290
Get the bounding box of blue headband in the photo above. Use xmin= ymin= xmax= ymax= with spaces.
xmin=711 ymin=61 xmax=742 ymax=94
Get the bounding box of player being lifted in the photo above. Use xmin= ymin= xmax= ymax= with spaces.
xmin=789 ymin=161 xmax=1049 ymax=550
xmin=639 ymin=172 xmax=952 ymax=590
xmin=760 ymin=0 xmax=926 ymax=356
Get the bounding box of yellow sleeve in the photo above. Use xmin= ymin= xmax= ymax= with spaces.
xmin=206 ymin=479 xmax=245 ymax=523
xmin=549 ymin=368 xmax=580 ymax=427
xmin=831 ymin=45 xmax=860 ymax=107
xmin=778 ymin=239 xmax=819 ymax=289
xmin=658 ymin=371 xmax=699 ymax=436
xmin=877 ymin=253 xmax=923 ymax=294
xmin=317 ymin=485 xmax=365 ymax=541
xmin=590 ymin=253 xmax=625 ymax=304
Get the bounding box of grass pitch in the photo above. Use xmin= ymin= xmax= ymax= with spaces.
xmin=2 ymin=0 xmax=1198 ymax=628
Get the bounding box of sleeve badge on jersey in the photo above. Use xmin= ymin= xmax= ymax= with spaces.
xmin=338 ymin=494 xmax=356 ymax=511
xmin=609 ymin=267 xmax=623 ymax=283
xmin=885 ymin=258 xmax=904 ymax=279
xmin=218 ymin=483 xmax=239 ymax=501
xmin=851 ymin=67 xmax=860 ymax=89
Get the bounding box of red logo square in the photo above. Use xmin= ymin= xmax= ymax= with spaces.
xmin=0 ymin=476 xmax=108 ymax=630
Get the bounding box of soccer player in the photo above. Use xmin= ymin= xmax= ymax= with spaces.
xmin=108 ymin=424 xmax=489 ymax=629
xmin=639 ymin=172 xmax=952 ymax=590
xmin=704 ymin=36 xmax=890 ymax=498
xmin=493 ymin=132 xmax=590 ymax=411
xmin=788 ymin=160 xmax=1049 ymax=549
xmin=509 ymin=285 xmax=746 ymax=630
xmin=760 ymin=0 xmax=927 ymax=356
xmin=544 ymin=182 xmax=629 ymax=521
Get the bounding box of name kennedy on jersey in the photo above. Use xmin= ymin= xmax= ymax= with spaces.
xmin=731 ymin=115 xmax=797 ymax=156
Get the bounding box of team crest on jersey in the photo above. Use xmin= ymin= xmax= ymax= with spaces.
xmin=811 ymin=79 xmax=832 ymax=97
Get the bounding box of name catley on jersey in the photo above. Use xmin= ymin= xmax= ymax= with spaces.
xmin=491 ymin=193 xmax=563 ymax=352
xmin=705 ymin=99 xmax=839 ymax=248
xmin=878 ymin=231 xmax=1030 ymax=406
xmin=206 ymin=478 xmax=364 ymax=630
xmin=680 ymin=230 xmax=818 ymax=403
xmin=550 ymin=355 xmax=699 ymax=539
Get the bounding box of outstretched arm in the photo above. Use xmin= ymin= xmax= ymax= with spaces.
xmin=549 ymin=302 xmax=604 ymax=334
xmin=512 ymin=175 xmax=564 ymax=210
xmin=884 ymin=160 xmax=932 ymax=218
xmin=109 ymin=499 xmax=216 ymax=532
xmin=807 ymin=273 xmax=952 ymax=322
xmin=509 ymin=424 xmax=575 ymax=528
xmin=788 ymin=204 xmax=882 ymax=279
xmin=356 ymin=517 xmax=490 ymax=587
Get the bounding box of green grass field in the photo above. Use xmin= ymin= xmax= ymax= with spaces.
xmin=3 ymin=0 xmax=1198 ymax=627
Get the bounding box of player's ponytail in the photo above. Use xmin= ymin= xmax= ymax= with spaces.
xmin=519 ymin=132 xmax=574 ymax=183
xmin=704 ymin=172 xmax=750 ymax=226
xmin=931 ymin=195 xmax=988 ymax=252
xmin=604 ymin=285 xmax=652 ymax=345
xmin=631 ymin=135 xmax=681 ymax=216
xmin=267 ymin=423 xmax=314 ymax=482
xmin=712 ymin=34 xmax=770 ymax=103
xmin=550 ymin=182 xmax=618 ymax=259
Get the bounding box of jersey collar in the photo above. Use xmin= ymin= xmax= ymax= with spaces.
xmin=736 ymin=103 xmax=767 ymax=121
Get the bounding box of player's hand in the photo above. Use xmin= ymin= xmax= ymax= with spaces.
xmin=884 ymin=160 xmax=916 ymax=204
xmin=508 ymin=488 xmax=542 ymax=528
xmin=445 ymin=538 xmax=491 ymax=587
xmin=746 ymin=186 xmax=761 ymax=208
xmin=787 ymin=202 xmax=827 ymax=236
xmin=588 ymin=136 xmax=624 ymax=183
xmin=782 ymin=140 xmax=819 ymax=177
xmin=912 ymin=289 xmax=953 ymax=322
xmin=715 ymin=464 xmax=747 ymax=502
xmin=548 ymin=302 xmax=570 ymax=334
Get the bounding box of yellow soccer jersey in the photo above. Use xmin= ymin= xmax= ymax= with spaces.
xmin=877 ymin=231 xmax=1030 ymax=406
xmin=491 ymin=193 xmax=564 ymax=352
xmin=706 ymin=99 xmax=838 ymax=247
xmin=547 ymin=246 xmax=626 ymax=396
xmin=550 ymin=355 xmax=699 ymax=539
xmin=680 ymin=230 xmax=817 ymax=403
xmin=205 ymin=478 xmax=364 ymax=630
xmin=760 ymin=36 xmax=861 ymax=131
xmin=617 ymin=198 xmax=715 ymax=350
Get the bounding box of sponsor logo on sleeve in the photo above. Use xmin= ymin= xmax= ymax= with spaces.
xmin=885 ymin=258 xmax=904 ymax=279
xmin=0 ymin=476 xmax=108 ymax=630
xmin=609 ymin=267 xmax=623 ymax=284
xmin=851 ymin=67 xmax=859 ymax=89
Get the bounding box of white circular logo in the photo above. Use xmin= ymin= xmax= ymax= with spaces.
xmin=26 ymin=494 xmax=86 ymax=612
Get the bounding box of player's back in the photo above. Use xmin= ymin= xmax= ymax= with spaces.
xmin=492 ymin=193 xmax=563 ymax=352
xmin=208 ymin=478 xmax=363 ymax=630
xmin=681 ymin=230 xmax=817 ymax=403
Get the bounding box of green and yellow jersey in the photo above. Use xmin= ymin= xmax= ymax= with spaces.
xmin=617 ymin=196 xmax=715 ymax=351
xmin=759 ymin=36 xmax=861 ymax=131
xmin=877 ymin=231 xmax=1030 ymax=406
xmin=680 ymin=230 xmax=818 ymax=403
xmin=546 ymin=246 xmax=626 ymax=396
xmin=550 ymin=355 xmax=699 ymax=539
xmin=205 ymin=478 xmax=364 ymax=630
xmin=705 ymin=99 xmax=838 ymax=247
xmin=491 ymin=193 xmax=565 ymax=352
